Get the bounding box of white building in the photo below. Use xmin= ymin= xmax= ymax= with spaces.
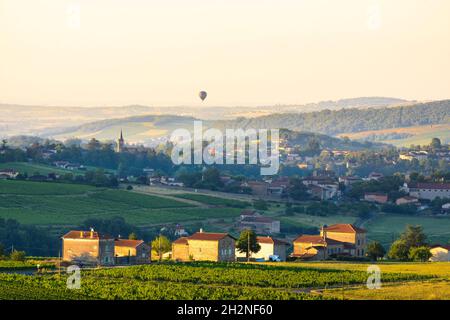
xmin=430 ymin=245 xmax=450 ymax=262
xmin=235 ymin=236 xmax=289 ymax=261
xmin=402 ymin=182 xmax=450 ymax=201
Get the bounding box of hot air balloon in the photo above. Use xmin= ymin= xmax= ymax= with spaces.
xmin=199 ymin=91 xmax=207 ymax=102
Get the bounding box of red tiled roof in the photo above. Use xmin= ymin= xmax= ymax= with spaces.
xmin=188 ymin=232 xmax=236 ymax=241
xmin=410 ymin=183 xmax=450 ymax=190
xmin=241 ymin=216 xmax=274 ymax=223
xmin=364 ymin=192 xmax=388 ymax=197
xmin=294 ymin=235 xmax=328 ymax=245
xmin=62 ymin=230 xmax=113 ymax=240
xmin=257 ymin=236 xmax=289 ymax=245
xmin=240 ymin=210 xmax=258 ymax=216
xmin=324 ymin=224 xmax=367 ymax=234
xmin=173 ymin=237 xmax=189 ymax=245
xmin=114 ymin=239 xmax=145 ymax=248
xmin=431 ymin=244 xmax=450 ymax=250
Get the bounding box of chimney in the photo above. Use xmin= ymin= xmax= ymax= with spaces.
xmin=199 ymin=228 xmax=203 ymax=233
xmin=80 ymin=231 xmax=83 ymax=238
xmin=90 ymin=227 xmax=94 ymax=238
xmin=321 ymin=226 xmax=327 ymax=240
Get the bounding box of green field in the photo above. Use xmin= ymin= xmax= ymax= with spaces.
xmin=173 ymin=193 xmax=250 ymax=208
xmin=0 ymin=261 xmax=439 ymax=300
xmin=0 ymin=162 xmax=115 ymax=176
xmin=0 ymin=180 xmax=241 ymax=226
xmin=0 ymin=162 xmax=81 ymax=176
xmin=365 ymin=214 xmax=450 ymax=247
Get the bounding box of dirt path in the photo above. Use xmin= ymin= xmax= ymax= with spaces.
xmin=130 ymin=186 xmax=210 ymax=208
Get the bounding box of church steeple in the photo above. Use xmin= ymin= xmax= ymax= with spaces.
xmin=117 ymin=129 xmax=125 ymax=153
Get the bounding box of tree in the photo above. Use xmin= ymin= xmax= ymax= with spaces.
xmin=128 ymin=232 xmax=138 ymax=240
xmin=0 ymin=243 xmax=4 ymax=258
xmin=430 ymin=137 xmax=442 ymax=150
xmin=151 ymin=235 xmax=171 ymax=262
xmin=366 ymin=241 xmax=386 ymax=261
xmin=400 ymin=225 xmax=427 ymax=248
xmin=10 ymin=250 xmax=26 ymax=262
xmin=287 ymin=177 xmax=309 ymax=201
xmin=409 ymin=246 xmax=432 ymax=262
xmin=236 ymin=229 xmax=261 ymax=262
xmin=388 ymin=239 xmax=409 ymax=261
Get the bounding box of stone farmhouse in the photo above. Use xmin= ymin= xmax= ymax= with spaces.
xmin=114 ymin=239 xmax=151 ymax=265
xmin=172 ymin=230 xmax=235 ymax=262
xmin=62 ymin=230 xmax=150 ymax=266
xmin=62 ymin=230 xmax=115 ymax=266
xmin=292 ymin=224 xmax=367 ymax=261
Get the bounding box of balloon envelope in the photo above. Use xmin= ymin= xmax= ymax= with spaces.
xmin=199 ymin=91 xmax=207 ymax=101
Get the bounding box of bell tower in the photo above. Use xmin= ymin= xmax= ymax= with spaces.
xmin=117 ymin=129 xmax=125 ymax=153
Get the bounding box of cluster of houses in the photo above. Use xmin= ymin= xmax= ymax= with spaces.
xmin=62 ymin=222 xmax=450 ymax=265
xmin=61 ymin=223 xmax=370 ymax=266
xmin=399 ymin=149 xmax=450 ymax=163
xmin=0 ymin=168 xmax=19 ymax=179
xmin=361 ymin=181 xmax=450 ymax=209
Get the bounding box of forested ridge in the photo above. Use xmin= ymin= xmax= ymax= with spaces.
xmin=216 ymin=100 xmax=450 ymax=135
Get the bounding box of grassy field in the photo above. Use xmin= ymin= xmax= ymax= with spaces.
xmin=0 ymin=261 xmax=445 ymax=300
xmin=0 ymin=162 xmax=115 ymax=176
xmin=365 ymin=213 xmax=450 ymax=247
xmin=0 ymin=162 xmax=82 ymax=175
xmin=0 ymin=180 xmax=241 ymax=226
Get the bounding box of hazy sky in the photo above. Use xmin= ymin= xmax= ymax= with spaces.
xmin=1 ymin=0 xmax=449 ymax=107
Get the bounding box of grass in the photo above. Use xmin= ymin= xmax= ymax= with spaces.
xmin=173 ymin=193 xmax=250 ymax=208
xmin=0 ymin=260 xmax=55 ymax=270
xmin=0 ymin=180 xmax=241 ymax=226
xmin=0 ymin=162 xmax=83 ymax=175
xmin=261 ymin=261 xmax=450 ymax=300
xmin=279 ymin=214 xmax=358 ymax=229
xmin=0 ymin=179 xmax=96 ymax=195
xmin=321 ymin=280 xmax=450 ymax=300
xmin=365 ymin=213 xmax=450 ymax=247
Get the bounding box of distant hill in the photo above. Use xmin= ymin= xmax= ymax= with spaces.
xmin=215 ymin=100 xmax=450 ymax=136
xmin=280 ymin=130 xmax=384 ymax=150
xmin=41 ymin=115 xmax=203 ymax=145
xmin=0 ymin=96 xmax=410 ymax=137
xmin=35 ymin=100 xmax=449 ymax=146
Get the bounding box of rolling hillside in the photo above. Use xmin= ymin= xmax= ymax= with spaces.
xmin=37 ymin=100 xmax=449 ymax=147
xmin=214 ymin=100 xmax=450 ymax=136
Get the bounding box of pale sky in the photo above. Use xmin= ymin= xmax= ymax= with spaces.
xmin=1 ymin=0 xmax=449 ymax=107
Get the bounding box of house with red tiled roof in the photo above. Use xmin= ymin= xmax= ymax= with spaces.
xmin=402 ymin=182 xmax=450 ymax=201
xmin=292 ymin=224 xmax=367 ymax=260
xmin=62 ymin=229 xmax=115 ymax=266
xmin=364 ymin=192 xmax=388 ymax=204
xmin=114 ymin=239 xmax=151 ymax=264
xmin=62 ymin=229 xmax=150 ymax=266
xmin=235 ymin=236 xmax=289 ymax=261
xmin=172 ymin=229 xmax=236 ymax=262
